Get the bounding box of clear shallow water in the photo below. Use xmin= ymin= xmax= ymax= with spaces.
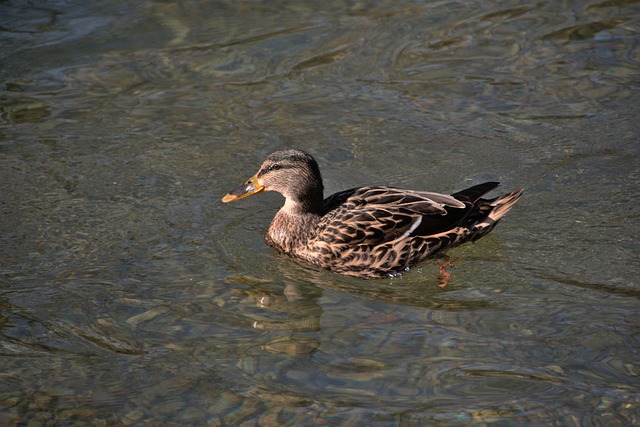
xmin=1 ymin=0 xmax=639 ymax=425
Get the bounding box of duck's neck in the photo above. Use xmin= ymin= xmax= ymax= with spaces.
xmin=266 ymin=197 xmax=323 ymax=255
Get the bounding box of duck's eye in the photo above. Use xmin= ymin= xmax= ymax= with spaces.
xmin=270 ymin=164 xmax=282 ymax=171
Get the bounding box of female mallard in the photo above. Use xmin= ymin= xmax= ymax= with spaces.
xmin=222 ymin=148 xmax=523 ymax=278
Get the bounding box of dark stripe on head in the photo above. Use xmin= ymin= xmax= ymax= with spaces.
xmin=257 ymin=163 xmax=294 ymax=178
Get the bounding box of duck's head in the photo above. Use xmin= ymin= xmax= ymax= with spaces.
xmin=222 ymin=148 xmax=324 ymax=212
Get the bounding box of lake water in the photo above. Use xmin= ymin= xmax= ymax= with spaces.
xmin=1 ymin=0 xmax=639 ymax=425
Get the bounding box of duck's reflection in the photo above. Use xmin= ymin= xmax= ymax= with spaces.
xmin=227 ymin=273 xmax=323 ymax=355
xmin=252 ymin=281 xmax=322 ymax=332
xmin=228 ymin=253 xmax=495 ymax=356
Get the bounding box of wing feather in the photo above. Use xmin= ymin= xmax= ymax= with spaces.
xmin=315 ymin=186 xmax=466 ymax=247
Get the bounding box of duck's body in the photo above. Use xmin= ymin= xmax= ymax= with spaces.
xmin=223 ymin=148 xmax=523 ymax=278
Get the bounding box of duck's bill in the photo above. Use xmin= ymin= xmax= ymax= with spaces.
xmin=221 ymin=173 xmax=265 ymax=203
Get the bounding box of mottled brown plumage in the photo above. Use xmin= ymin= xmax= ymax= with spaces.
xmin=222 ymin=148 xmax=523 ymax=278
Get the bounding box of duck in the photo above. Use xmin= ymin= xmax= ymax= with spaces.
xmin=222 ymin=148 xmax=523 ymax=278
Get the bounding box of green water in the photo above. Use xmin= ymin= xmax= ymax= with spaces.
xmin=1 ymin=0 xmax=638 ymax=425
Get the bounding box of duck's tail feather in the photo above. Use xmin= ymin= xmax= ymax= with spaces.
xmin=451 ymin=182 xmax=500 ymax=203
xmin=488 ymin=188 xmax=524 ymax=221
xmin=471 ymin=188 xmax=524 ymax=240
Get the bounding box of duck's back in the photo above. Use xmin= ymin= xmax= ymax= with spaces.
xmin=295 ymin=183 xmax=522 ymax=278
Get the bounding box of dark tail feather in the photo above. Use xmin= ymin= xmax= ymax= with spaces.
xmin=452 ymin=182 xmax=500 ymax=203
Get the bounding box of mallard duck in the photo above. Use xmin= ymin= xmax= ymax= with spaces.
xmin=222 ymin=148 xmax=523 ymax=278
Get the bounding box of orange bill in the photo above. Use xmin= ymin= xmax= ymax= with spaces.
xmin=221 ymin=173 xmax=265 ymax=203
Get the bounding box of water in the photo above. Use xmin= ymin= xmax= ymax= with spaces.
xmin=1 ymin=0 xmax=639 ymax=425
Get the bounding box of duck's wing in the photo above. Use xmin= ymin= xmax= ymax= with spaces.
xmin=316 ymin=186 xmax=466 ymax=246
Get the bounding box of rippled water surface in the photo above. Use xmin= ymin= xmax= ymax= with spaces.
xmin=1 ymin=0 xmax=639 ymax=425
